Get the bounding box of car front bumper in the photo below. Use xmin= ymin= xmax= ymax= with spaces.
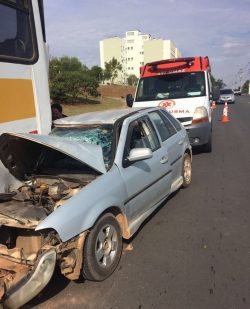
xmin=2 ymin=249 xmax=56 ymax=309
xmin=219 ymin=99 xmax=234 ymax=104
xmin=185 ymin=121 xmax=211 ymax=146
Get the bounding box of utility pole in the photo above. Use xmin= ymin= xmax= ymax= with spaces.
xmin=238 ymin=68 xmax=243 ymax=91
xmin=249 ymin=62 xmax=250 ymax=95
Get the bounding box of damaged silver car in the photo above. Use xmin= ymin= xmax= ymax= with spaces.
xmin=0 ymin=107 xmax=192 ymax=308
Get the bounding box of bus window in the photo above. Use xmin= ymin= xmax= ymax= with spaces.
xmin=0 ymin=0 xmax=37 ymax=62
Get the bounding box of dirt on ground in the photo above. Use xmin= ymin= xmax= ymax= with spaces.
xmin=98 ymin=85 xmax=136 ymax=98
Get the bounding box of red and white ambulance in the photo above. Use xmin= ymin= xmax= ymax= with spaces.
xmin=127 ymin=57 xmax=215 ymax=152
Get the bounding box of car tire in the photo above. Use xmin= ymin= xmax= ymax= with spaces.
xmin=82 ymin=213 xmax=122 ymax=281
xmin=182 ymin=153 xmax=192 ymax=188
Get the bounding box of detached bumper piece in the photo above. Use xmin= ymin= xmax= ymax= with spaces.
xmin=2 ymin=249 xmax=56 ymax=309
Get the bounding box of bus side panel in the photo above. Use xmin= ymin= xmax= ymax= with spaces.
xmin=0 ymin=79 xmax=36 ymax=123
xmin=31 ymin=0 xmax=51 ymax=134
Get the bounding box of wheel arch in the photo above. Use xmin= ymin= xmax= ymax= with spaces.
xmin=184 ymin=147 xmax=192 ymax=161
xmin=93 ymin=206 xmax=131 ymax=240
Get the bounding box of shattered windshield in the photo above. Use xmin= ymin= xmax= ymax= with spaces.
xmin=136 ymin=72 xmax=206 ymax=101
xmin=50 ymin=125 xmax=114 ymax=168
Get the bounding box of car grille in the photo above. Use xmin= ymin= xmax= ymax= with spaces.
xmin=220 ymin=96 xmax=233 ymax=100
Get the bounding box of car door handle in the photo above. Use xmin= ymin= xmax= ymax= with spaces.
xmin=178 ymin=140 xmax=184 ymax=145
xmin=160 ymin=155 xmax=169 ymax=164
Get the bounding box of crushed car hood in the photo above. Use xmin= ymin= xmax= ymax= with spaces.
xmin=0 ymin=133 xmax=107 ymax=180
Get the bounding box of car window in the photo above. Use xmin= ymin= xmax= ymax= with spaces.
xmin=142 ymin=117 xmax=160 ymax=151
xmin=220 ymin=89 xmax=233 ymax=94
xmin=149 ymin=111 xmax=173 ymax=141
xmin=160 ymin=109 xmax=182 ymax=132
xmin=150 ymin=110 xmax=177 ymax=138
xmin=123 ymin=116 xmax=160 ymax=161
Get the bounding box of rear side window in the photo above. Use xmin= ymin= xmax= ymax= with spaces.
xmin=161 ymin=109 xmax=182 ymax=132
xmin=149 ymin=111 xmax=174 ymax=141
xmin=0 ymin=1 xmax=38 ymax=63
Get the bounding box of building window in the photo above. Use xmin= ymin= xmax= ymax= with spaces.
xmin=127 ymin=31 xmax=134 ymax=36
xmin=127 ymin=39 xmax=134 ymax=43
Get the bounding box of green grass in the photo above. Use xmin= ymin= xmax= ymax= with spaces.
xmin=62 ymin=97 xmax=126 ymax=116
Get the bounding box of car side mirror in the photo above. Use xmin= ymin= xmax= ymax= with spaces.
xmin=126 ymin=94 xmax=134 ymax=107
xmin=127 ymin=148 xmax=152 ymax=162
xmin=212 ymin=88 xmax=220 ymax=101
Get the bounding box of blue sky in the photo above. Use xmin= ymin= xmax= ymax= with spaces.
xmin=44 ymin=0 xmax=250 ymax=87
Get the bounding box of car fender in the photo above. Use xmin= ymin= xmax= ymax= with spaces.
xmin=36 ymin=165 xmax=127 ymax=242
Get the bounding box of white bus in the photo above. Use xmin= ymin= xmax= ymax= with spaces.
xmin=0 ymin=0 xmax=51 ymax=191
xmin=0 ymin=0 xmax=51 ymax=134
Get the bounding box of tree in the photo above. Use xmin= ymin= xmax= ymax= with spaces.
xmin=210 ymin=75 xmax=226 ymax=89
xmin=127 ymin=74 xmax=138 ymax=86
xmin=89 ymin=65 xmax=104 ymax=84
xmin=104 ymin=57 xmax=122 ymax=84
xmin=49 ymin=57 xmax=100 ymax=102
xmin=49 ymin=56 xmax=86 ymax=80
xmin=241 ymin=80 xmax=249 ymax=94
xmin=81 ymin=75 xmax=100 ymax=98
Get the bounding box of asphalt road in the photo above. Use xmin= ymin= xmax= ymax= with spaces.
xmin=25 ymin=95 xmax=250 ymax=309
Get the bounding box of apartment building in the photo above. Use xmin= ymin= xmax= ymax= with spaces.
xmin=99 ymin=30 xmax=181 ymax=84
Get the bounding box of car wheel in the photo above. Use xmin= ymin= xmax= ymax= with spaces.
xmin=182 ymin=153 xmax=192 ymax=188
xmin=82 ymin=213 xmax=122 ymax=281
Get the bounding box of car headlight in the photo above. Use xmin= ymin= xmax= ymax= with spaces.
xmin=192 ymin=106 xmax=209 ymax=124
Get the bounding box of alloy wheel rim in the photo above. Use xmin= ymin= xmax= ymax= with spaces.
xmin=184 ymin=158 xmax=191 ymax=183
xmin=95 ymin=224 xmax=118 ymax=268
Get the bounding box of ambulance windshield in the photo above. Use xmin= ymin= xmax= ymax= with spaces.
xmin=136 ymin=72 xmax=206 ymax=101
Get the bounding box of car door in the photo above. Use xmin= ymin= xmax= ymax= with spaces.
xmin=148 ymin=110 xmax=183 ymax=186
xmin=119 ymin=115 xmax=172 ymax=224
